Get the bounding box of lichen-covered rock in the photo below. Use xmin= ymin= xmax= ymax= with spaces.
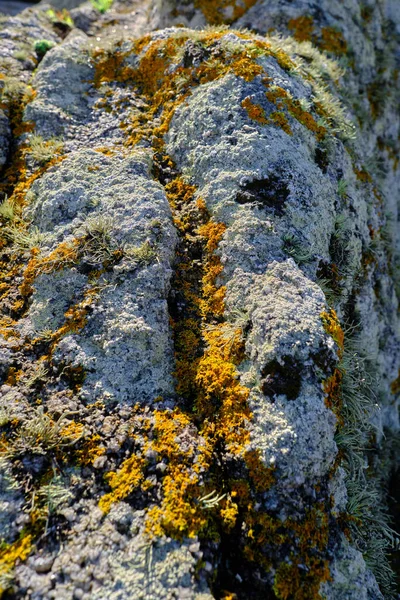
xmin=0 ymin=1 xmax=399 ymax=599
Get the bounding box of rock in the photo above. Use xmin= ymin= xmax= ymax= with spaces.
xmin=0 ymin=1 xmax=398 ymax=599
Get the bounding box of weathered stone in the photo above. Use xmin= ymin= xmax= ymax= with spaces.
xmin=0 ymin=1 xmax=398 ymax=599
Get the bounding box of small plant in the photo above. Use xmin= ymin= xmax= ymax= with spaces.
xmin=337 ymin=178 xmax=349 ymax=199
xmin=45 ymin=8 xmax=73 ymax=28
xmin=34 ymin=39 xmax=55 ymax=59
xmin=282 ymin=233 xmax=313 ymax=264
xmin=13 ymin=49 xmax=29 ymax=62
xmin=35 ymin=476 xmax=73 ymax=533
xmin=7 ymin=407 xmax=83 ymax=458
xmin=0 ymin=406 xmax=16 ymax=428
xmin=81 ymin=215 xmax=117 ymax=266
xmin=332 ymin=327 xmax=399 ymax=595
xmin=4 ymin=225 xmax=49 ymax=251
xmin=198 ymin=490 xmax=226 ymax=509
xmin=124 ymin=240 xmax=158 ymax=266
xmin=0 ymin=197 xmax=15 ymax=222
xmin=28 ymin=135 xmax=63 ymax=165
xmin=1 ymin=77 xmax=29 ymax=101
xmin=90 ymin=0 xmax=113 ymax=14
xmin=33 ymin=329 xmax=54 ymax=343
xmin=316 ymin=276 xmax=341 ymax=306
xmin=25 ymin=363 xmax=48 ymax=388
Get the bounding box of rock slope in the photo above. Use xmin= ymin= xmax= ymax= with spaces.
xmin=0 ymin=1 xmax=399 ymax=599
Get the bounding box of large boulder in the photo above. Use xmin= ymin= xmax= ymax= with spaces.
xmin=0 ymin=2 xmax=398 ymax=599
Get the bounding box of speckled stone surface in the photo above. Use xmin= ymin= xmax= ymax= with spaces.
xmin=0 ymin=1 xmax=398 ymax=599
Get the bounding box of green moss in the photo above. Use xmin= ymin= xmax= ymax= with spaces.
xmin=34 ymin=39 xmax=55 ymax=59
xmin=90 ymin=0 xmax=113 ymax=13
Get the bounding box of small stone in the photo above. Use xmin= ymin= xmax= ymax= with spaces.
xmin=33 ymin=555 xmax=54 ymax=573
xmin=93 ymin=455 xmax=107 ymax=469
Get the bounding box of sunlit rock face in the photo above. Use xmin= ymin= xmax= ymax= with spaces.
xmin=0 ymin=1 xmax=398 ymax=599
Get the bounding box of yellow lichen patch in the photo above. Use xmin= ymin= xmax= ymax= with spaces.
xmin=270 ymin=111 xmax=293 ymax=135
xmin=0 ymin=535 xmax=32 ymax=593
xmin=323 ymin=368 xmax=343 ymax=423
xmin=390 ymin=369 xmax=400 ymax=395
xmin=99 ymin=453 xmax=146 ymax=513
xmin=92 ymin=31 xmax=299 ymax=151
xmin=145 ymin=409 xmax=211 ymax=539
xmin=92 ymin=49 xmax=126 ymax=87
xmin=273 ymin=557 xmax=331 ymax=600
xmin=241 ymin=96 xmax=268 ymax=124
xmin=288 ymin=15 xmax=314 ymax=42
xmin=320 ymin=27 xmax=348 ymax=56
xmin=198 ymin=220 xmax=227 ymax=319
xmin=77 ymin=434 xmax=106 ymax=465
xmin=59 ymin=420 xmax=84 ymax=441
xmin=51 ymin=286 xmax=101 ymax=342
xmin=354 ymin=167 xmax=372 ymax=184
xmin=231 ymin=57 xmax=264 ymax=82
xmin=219 ymin=495 xmax=239 ymax=531
xmin=284 ymin=100 xmax=326 ymax=139
xmin=5 ymin=367 xmax=23 ymax=386
xmin=244 ymin=449 xmax=275 ymax=492
xmin=20 ymin=240 xmax=80 ymax=298
xmin=267 ymin=509 xmax=331 ymax=598
xmin=321 ymin=309 xmax=344 ymax=358
xmin=287 ymin=506 xmax=329 ymax=553
xmin=0 ymin=316 xmax=20 ymax=341
xmin=194 ymin=0 xmax=258 ymax=25
xmin=93 ymin=146 xmax=116 ymax=156
xmin=195 ymin=325 xmax=251 ymax=454
xmin=265 ymin=85 xmax=326 ymax=139
xmin=287 ymin=17 xmax=347 ymax=57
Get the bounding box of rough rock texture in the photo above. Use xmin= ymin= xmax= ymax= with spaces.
xmin=0 ymin=1 xmax=399 ymax=599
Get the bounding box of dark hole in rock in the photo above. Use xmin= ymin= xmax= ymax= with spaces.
xmin=182 ymin=40 xmax=210 ymax=68
xmin=235 ymin=175 xmax=290 ymax=215
xmin=315 ymin=146 xmax=329 ymax=173
xmin=261 ymin=356 xmax=302 ymax=400
xmin=311 ymin=344 xmax=337 ymax=373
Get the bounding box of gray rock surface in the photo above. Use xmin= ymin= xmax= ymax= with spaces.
xmin=0 ymin=1 xmax=399 ymax=599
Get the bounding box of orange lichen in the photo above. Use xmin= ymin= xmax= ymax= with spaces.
xmin=244 ymin=449 xmax=275 ymax=492
xmin=194 ymin=0 xmax=258 ymax=25
xmin=284 ymin=99 xmax=326 ymax=139
xmin=265 ymin=86 xmax=326 ymax=139
xmin=99 ymin=453 xmax=146 ymax=513
xmin=354 ymin=167 xmax=372 ymax=183
xmin=273 ymin=558 xmax=331 ymax=600
xmin=288 ymin=15 xmax=314 ymax=42
xmin=195 ymin=325 xmax=251 ymax=454
xmin=59 ymin=421 xmax=84 ymax=441
xmin=323 ymin=368 xmax=343 ymax=423
xmin=0 ymin=316 xmax=20 ymax=341
xmin=198 ymin=220 xmax=227 ymax=318
xmin=320 ymin=27 xmax=348 ymax=56
xmin=321 ymin=309 xmax=344 ymax=358
xmin=91 ymin=31 xmax=299 ymax=150
xmin=77 ymin=435 xmax=106 ymax=465
xmin=20 ymin=240 xmax=80 ymax=297
xmin=5 ymin=367 xmax=23 ymax=386
xmin=241 ymin=97 xmax=268 ymax=124
xmin=231 ymin=57 xmax=264 ymax=81
xmin=390 ymin=369 xmax=400 ymax=395
xmin=145 ymin=409 xmax=210 ymax=538
xmin=270 ymin=111 xmax=293 ymax=135
xmin=287 ymin=16 xmax=347 ymax=57
xmin=52 ymin=286 xmax=100 ymax=342
xmin=287 ymin=506 xmax=329 ymax=553
xmin=0 ymin=535 xmax=32 ymax=592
